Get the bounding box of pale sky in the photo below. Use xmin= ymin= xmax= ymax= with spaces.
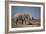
xmin=11 ymin=6 xmax=41 ymax=19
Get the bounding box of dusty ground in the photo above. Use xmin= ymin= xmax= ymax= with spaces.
xmin=12 ymin=19 xmax=40 ymax=28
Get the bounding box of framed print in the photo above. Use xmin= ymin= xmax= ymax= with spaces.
xmin=5 ymin=1 xmax=45 ymax=33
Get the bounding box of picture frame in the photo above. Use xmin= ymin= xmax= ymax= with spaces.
xmin=5 ymin=1 xmax=45 ymax=33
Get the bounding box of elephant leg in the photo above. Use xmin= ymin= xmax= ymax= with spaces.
xmin=22 ymin=20 xmax=23 ymax=24
xmin=16 ymin=19 xmax=18 ymax=24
